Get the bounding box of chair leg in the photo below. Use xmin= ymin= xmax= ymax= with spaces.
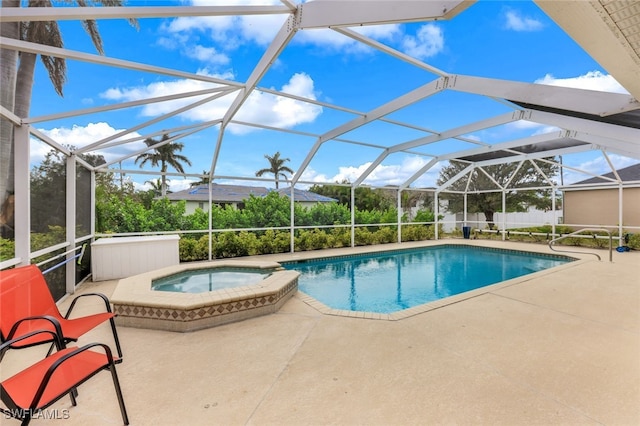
xmin=109 ymin=318 xmax=124 ymax=360
xmin=20 ymin=412 xmax=32 ymax=426
xmin=69 ymin=387 xmax=78 ymax=406
xmin=109 ymin=365 xmax=129 ymax=425
xmin=45 ymin=341 xmax=55 ymax=357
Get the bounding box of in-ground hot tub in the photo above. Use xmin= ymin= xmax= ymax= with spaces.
xmin=110 ymin=260 xmax=299 ymax=332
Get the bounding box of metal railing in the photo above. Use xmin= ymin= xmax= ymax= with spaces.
xmin=548 ymin=228 xmax=613 ymax=262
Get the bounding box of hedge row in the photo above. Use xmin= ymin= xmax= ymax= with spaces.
xmin=178 ymin=224 xmax=436 ymax=261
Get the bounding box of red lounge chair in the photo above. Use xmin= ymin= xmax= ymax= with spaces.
xmin=0 ymin=330 xmax=129 ymax=425
xmin=0 ymin=264 xmax=122 ymax=360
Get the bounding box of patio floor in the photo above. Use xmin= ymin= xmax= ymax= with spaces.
xmin=5 ymin=240 xmax=639 ymax=425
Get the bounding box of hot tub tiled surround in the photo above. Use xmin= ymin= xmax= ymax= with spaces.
xmin=110 ymin=260 xmax=299 ymax=332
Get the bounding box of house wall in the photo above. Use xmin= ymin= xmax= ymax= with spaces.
xmin=564 ymin=187 xmax=640 ymax=227
xmin=453 ymin=210 xmax=560 ymax=230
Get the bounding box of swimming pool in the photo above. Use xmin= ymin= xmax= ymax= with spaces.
xmin=282 ymin=245 xmax=573 ymax=314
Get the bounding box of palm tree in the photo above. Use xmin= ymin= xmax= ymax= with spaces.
xmin=190 ymin=170 xmax=211 ymax=187
xmin=135 ymin=134 xmax=192 ymax=197
xmin=145 ymin=178 xmax=170 ymax=197
xmin=255 ymin=152 xmax=294 ymax=189
xmin=0 ymin=0 xmax=137 ymax=234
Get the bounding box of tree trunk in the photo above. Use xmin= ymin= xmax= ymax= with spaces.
xmin=161 ymin=163 xmax=167 ymax=197
xmin=484 ymin=210 xmax=495 ymax=230
xmin=0 ymin=0 xmax=20 ymax=237
xmin=15 ymin=52 xmax=36 ymax=119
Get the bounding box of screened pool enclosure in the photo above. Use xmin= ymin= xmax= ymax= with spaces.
xmin=1 ymin=1 xmax=639 ymax=299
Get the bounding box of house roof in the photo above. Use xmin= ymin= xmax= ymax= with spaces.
xmin=165 ymin=184 xmax=336 ymax=204
xmin=571 ymin=163 xmax=640 ymax=186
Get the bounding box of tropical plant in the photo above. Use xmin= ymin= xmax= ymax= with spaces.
xmin=0 ymin=0 xmax=137 ymax=235
xmin=145 ymin=178 xmax=170 ymax=196
xmin=437 ymin=159 xmax=558 ymax=229
xmin=255 ymin=151 xmax=294 ymax=189
xmin=308 ymin=181 xmax=395 ymax=211
xmin=135 ymin=134 xmax=192 ymax=197
xmin=190 ymin=170 xmax=211 ymax=187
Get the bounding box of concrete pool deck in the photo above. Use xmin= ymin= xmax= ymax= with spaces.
xmin=4 ymin=240 xmax=639 ymax=425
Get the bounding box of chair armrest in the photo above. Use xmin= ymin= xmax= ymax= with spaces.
xmin=64 ymin=292 xmax=113 ymax=319
xmin=0 ymin=329 xmax=64 ymax=361
xmin=31 ymin=342 xmax=116 ymax=409
xmin=6 ymin=315 xmax=64 ymax=343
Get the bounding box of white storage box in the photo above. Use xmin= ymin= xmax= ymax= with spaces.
xmin=91 ymin=235 xmax=180 ymax=281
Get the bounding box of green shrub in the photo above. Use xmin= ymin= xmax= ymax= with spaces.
xmin=627 ymin=233 xmax=640 ymax=250
xmin=354 ymin=227 xmax=373 ymax=246
xmin=237 ymin=231 xmax=260 ymax=255
xmin=195 ymin=235 xmax=213 ymax=260
xmin=179 ymin=237 xmax=198 ymax=261
xmin=402 ymin=224 xmax=424 ymax=242
xmin=372 ymin=226 xmax=396 ymax=244
xmin=257 ymin=229 xmax=278 ymax=254
xmin=0 ymin=237 xmax=15 ymax=262
xmin=328 ymin=227 xmax=350 ymax=248
xmin=214 ymin=232 xmax=247 ymax=258
xmin=295 ymin=229 xmax=328 ymax=251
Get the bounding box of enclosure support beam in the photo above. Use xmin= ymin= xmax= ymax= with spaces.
xmin=501 ymin=191 xmax=506 ymax=241
xmin=222 ymin=14 xmax=297 ymax=127
xmin=552 ymin=189 xmax=556 ymax=239
xmin=0 ymin=37 xmax=239 ymax=87
xmin=397 ymin=190 xmax=402 ymax=243
xmin=619 ymin=185 xmax=624 ymax=247
xmin=90 ymin=170 xmax=96 ymax=245
xmin=208 ymin=183 xmax=213 ymax=262
xmin=66 ymin=156 xmax=77 ymax=294
xmin=463 ymin=194 xmax=468 ymax=229
xmin=290 ymin=186 xmax=295 ymax=254
xmin=350 ymin=187 xmax=356 ymax=248
xmin=14 ymin=124 xmax=30 ymax=266
xmin=297 ymin=0 xmax=472 ymax=29
xmin=434 ymin=192 xmax=440 ymax=240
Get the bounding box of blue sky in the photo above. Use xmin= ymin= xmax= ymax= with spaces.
xmin=27 ymin=0 xmax=638 ymax=191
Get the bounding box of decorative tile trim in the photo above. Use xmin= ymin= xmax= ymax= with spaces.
xmin=113 ymin=275 xmax=297 ymax=332
xmin=280 ymin=244 xmax=575 ymax=267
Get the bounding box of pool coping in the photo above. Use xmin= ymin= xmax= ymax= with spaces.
xmin=276 ymin=241 xmax=588 ymax=321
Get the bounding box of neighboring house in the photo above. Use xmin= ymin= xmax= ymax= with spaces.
xmin=165 ymin=184 xmax=337 ymax=214
xmin=562 ymin=163 xmax=640 ymax=227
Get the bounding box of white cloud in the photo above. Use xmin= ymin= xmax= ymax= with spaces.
xmin=401 ymin=24 xmax=444 ymax=59
xmin=504 ymin=10 xmax=544 ymax=32
xmin=185 ymin=45 xmax=230 ymax=65
xmin=322 ymin=156 xmax=441 ymax=188
xmin=297 ymin=166 xmax=330 ymax=186
xmin=562 ymin=155 xmax=639 ymax=185
xmin=101 ymin=69 xmax=235 ymax=120
xmin=33 ymin=122 xmax=145 ymax=165
xmin=101 ymin=72 xmax=322 ymax=134
xmin=297 ymin=156 xmax=442 ymax=189
xmin=503 ymin=120 xmax=559 ymax=137
xmin=164 ymin=0 xmax=288 ymax=49
xmin=134 ymin=177 xmax=199 ymax=194
xmin=535 ymin=70 xmax=629 ymax=94
xmin=294 ymin=24 xmax=401 ymax=54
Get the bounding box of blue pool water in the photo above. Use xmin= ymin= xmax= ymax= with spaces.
xmin=151 ymin=268 xmax=272 ymax=293
xmin=282 ymin=245 xmax=573 ymax=314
